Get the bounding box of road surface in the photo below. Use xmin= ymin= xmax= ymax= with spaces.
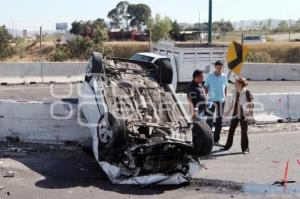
xmin=1 ymin=130 xmax=299 ymax=199
xmin=0 ymin=81 xmax=299 ymax=102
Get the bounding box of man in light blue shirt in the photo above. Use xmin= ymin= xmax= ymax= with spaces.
xmin=204 ymin=61 xmax=228 ymax=146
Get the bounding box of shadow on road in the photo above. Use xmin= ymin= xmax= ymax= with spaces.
xmin=200 ymin=149 xmax=243 ymax=160
xmin=0 ymin=142 xmax=183 ymax=195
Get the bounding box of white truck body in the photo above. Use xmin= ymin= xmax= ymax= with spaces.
xmin=152 ymin=41 xmax=228 ymax=84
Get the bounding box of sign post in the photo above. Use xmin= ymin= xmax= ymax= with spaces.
xmin=208 ymin=0 xmax=212 ymax=43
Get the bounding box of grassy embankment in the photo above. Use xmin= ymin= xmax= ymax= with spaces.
xmin=6 ymin=40 xmax=300 ymax=63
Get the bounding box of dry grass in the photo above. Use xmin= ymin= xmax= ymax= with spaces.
xmin=246 ymin=42 xmax=300 ymax=63
xmin=104 ymin=41 xmax=150 ymax=58
xmin=5 ymin=40 xmax=300 ymax=63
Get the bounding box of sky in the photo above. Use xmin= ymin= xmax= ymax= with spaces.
xmin=1 ymin=0 xmax=300 ymax=31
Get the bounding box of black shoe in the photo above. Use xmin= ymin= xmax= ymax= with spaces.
xmin=221 ymin=146 xmax=230 ymax=151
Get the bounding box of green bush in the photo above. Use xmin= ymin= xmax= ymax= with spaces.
xmin=0 ymin=26 xmax=14 ymax=60
xmin=66 ymin=37 xmax=96 ymax=60
xmin=51 ymin=44 xmax=69 ymax=61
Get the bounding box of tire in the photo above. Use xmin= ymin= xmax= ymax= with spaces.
xmin=96 ymin=113 xmax=127 ymax=162
xmin=91 ymin=52 xmax=104 ymax=74
xmin=192 ymin=121 xmax=214 ymax=156
xmin=155 ymin=58 xmax=173 ymax=85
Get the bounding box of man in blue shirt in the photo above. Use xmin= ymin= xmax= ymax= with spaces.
xmin=204 ymin=61 xmax=228 ymax=146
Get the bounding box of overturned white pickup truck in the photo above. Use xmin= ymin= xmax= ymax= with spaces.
xmin=79 ymin=52 xmax=213 ymax=185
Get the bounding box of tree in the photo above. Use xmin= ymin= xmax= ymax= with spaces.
xmin=108 ymin=1 xmax=130 ymax=30
xmin=92 ymin=27 xmax=108 ymax=45
xmin=70 ymin=21 xmax=84 ymax=35
xmin=92 ymin=18 xmax=107 ymax=29
xmin=116 ymin=1 xmax=130 ymax=30
xmin=70 ymin=18 xmax=107 ymax=39
xmin=66 ymin=37 xmax=95 ymax=60
xmin=148 ymin=15 xmax=172 ymax=42
xmin=212 ymin=23 xmax=221 ymax=34
xmin=128 ymin=4 xmax=151 ymax=31
xmin=0 ymin=26 xmax=14 ymax=60
xmin=212 ymin=21 xmax=233 ymax=33
xmin=292 ymin=18 xmax=300 ymax=32
xmin=267 ymin=19 xmax=273 ymax=31
xmin=169 ymin=20 xmax=182 ymax=41
xmin=275 ymin=21 xmax=289 ymax=32
xmin=108 ymin=8 xmax=122 ymax=29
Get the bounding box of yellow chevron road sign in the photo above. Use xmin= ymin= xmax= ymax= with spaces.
xmin=227 ymin=41 xmax=249 ymax=74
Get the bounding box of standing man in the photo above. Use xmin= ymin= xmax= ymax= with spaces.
xmin=204 ymin=61 xmax=228 ymax=146
xmin=187 ymin=70 xmax=207 ymax=121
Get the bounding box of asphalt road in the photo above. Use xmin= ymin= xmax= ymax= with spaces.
xmin=0 ymin=81 xmax=299 ymax=102
xmin=1 ymin=130 xmax=300 ymax=199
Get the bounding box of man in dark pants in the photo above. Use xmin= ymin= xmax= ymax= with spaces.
xmin=204 ymin=61 xmax=228 ymax=146
xmin=187 ymin=70 xmax=207 ymax=120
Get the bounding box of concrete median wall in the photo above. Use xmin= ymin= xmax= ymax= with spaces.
xmin=0 ymin=63 xmax=43 ymax=84
xmin=0 ymin=100 xmax=90 ymax=143
xmin=242 ymin=63 xmax=300 ymax=81
xmin=177 ymin=93 xmax=300 ymax=123
xmin=0 ymin=93 xmax=299 ymax=144
xmin=0 ymin=62 xmax=87 ymax=85
xmin=0 ymin=62 xmax=299 ymax=85
xmin=41 ymin=62 xmax=86 ymax=83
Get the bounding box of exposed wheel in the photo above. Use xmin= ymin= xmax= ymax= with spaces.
xmin=85 ymin=52 xmax=104 ymax=83
xmin=97 ymin=113 xmax=127 ymax=162
xmin=155 ymin=58 xmax=173 ymax=85
xmin=91 ymin=52 xmax=104 ymax=74
xmin=192 ymin=121 xmax=214 ymax=156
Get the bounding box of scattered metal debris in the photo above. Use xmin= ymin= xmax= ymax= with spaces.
xmin=3 ymin=170 xmax=15 ymax=178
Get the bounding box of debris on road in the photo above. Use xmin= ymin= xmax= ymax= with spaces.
xmin=3 ymin=170 xmax=15 ymax=178
xmin=0 ymin=186 xmax=6 ymax=191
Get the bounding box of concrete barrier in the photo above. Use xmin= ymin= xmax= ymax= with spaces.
xmin=0 ymin=62 xmax=299 ymax=85
xmin=41 ymin=62 xmax=86 ymax=83
xmin=253 ymin=93 xmax=289 ymax=123
xmin=0 ymin=62 xmax=87 ymax=85
xmin=242 ymin=63 xmax=300 ymax=81
xmin=0 ymin=100 xmax=90 ymax=143
xmin=177 ymin=93 xmax=300 ymax=123
xmin=275 ymin=64 xmax=300 ymax=81
xmin=242 ymin=63 xmax=276 ymax=81
xmin=0 ymin=63 xmax=43 ymax=84
xmin=0 ymin=93 xmax=299 ymax=144
xmin=288 ymin=93 xmax=300 ymax=120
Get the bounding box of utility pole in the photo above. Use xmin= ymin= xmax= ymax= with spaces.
xmin=199 ymin=11 xmax=202 ymax=44
xmin=149 ymin=28 xmax=152 ymax=49
xmin=39 ymin=26 xmax=42 ymax=61
xmin=289 ymin=18 xmax=291 ymax=42
xmin=208 ymin=0 xmax=212 ymax=43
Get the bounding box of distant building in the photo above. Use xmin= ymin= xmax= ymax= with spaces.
xmin=243 ymin=35 xmax=266 ymax=43
xmin=180 ymin=31 xmax=219 ymax=41
xmin=108 ymin=30 xmax=149 ymax=41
